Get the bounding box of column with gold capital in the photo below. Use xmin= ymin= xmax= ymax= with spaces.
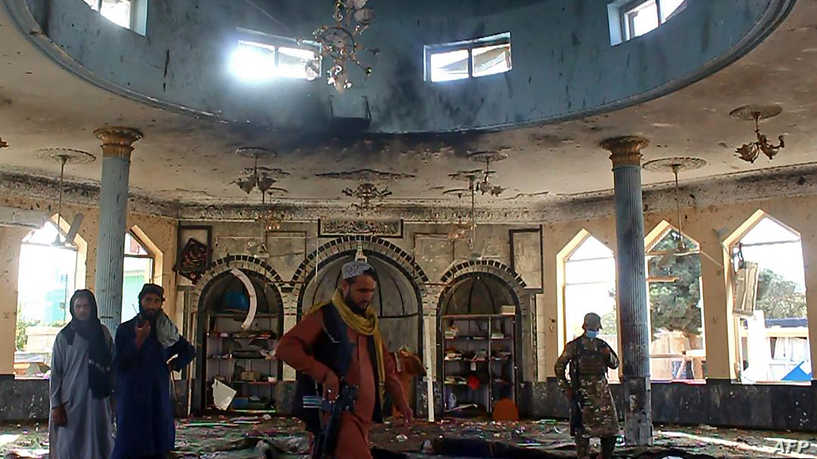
xmin=600 ymin=136 xmax=652 ymax=446
xmin=93 ymin=127 xmax=143 ymax=334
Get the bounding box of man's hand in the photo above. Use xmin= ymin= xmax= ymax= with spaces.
xmin=322 ymin=371 xmax=339 ymax=402
xmin=52 ymin=404 xmax=67 ymax=426
xmin=135 ymin=319 xmax=151 ymax=348
xmin=398 ymin=406 xmax=414 ymax=426
xmin=564 ymin=388 xmax=574 ymax=401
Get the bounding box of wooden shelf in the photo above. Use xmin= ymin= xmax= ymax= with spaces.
xmin=208 ymin=331 xmax=276 ymax=339
xmin=207 ymin=356 xmax=274 ymax=361
xmin=231 ymin=381 xmax=278 ymax=385
xmin=441 ymin=314 xmax=516 ymax=417
xmin=211 ymin=313 xmax=282 ymax=318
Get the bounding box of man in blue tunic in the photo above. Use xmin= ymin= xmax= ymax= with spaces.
xmin=112 ymin=284 xmax=195 ymax=459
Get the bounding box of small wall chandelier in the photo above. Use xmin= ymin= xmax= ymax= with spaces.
xmin=233 ymin=147 xmax=289 ymax=198
xmin=343 ymin=182 xmax=391 ymax=210
xmin=310 ymin=0 xmax=374 ymax=91
xmin=730 ymin=104 xmax=785 ymax=163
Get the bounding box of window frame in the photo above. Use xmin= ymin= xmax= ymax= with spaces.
xmin=424 ymin=32 xmax=511 ymax=82
xmin=124 ymin=230 xmax=155 ymax=279
xmin=85 ymin=0 xmax=148 ymax=35
xmin=234 ymin=28 xmax=322 ymax=81
xmin=611 ymin=0 xmax=686 ymax=44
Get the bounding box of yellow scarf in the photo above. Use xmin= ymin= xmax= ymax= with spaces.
xmin=309 ymin=289 xmax=386 ymax=405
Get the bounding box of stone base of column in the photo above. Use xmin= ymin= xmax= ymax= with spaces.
xmin=622 ymin=375 xmax=653 ymax=446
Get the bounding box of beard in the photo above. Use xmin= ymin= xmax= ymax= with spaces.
xmin=344 ymin=293 xmax=368 ymax=313
xmin=141 ymin=308 xmax=160 ymax=321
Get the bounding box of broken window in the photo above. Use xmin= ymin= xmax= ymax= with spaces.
xmin=121 ymin=231 xmax=155 ymax=323
xmin=230 ymin=37 xmax=320 ymax=82
xmin=646 ymin=225 xmax=705 ymax=381
xmin=732 ymin=215 xmax=810 ymax=383
xmin=609 ymin=0 xmax=687 ymax=44
xmin=425 ymin=32 xmax=511 ymax=82
xmin=83 ymin=0 xmax=147 ymax=36
xmin=563 ymin=235 xmax=619 ymax=382
xmin=16 ymin=221 xmax=78 ymax=378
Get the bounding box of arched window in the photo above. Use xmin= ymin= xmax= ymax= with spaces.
xmin=563 ymin=234 xmax=619 ymax=381
xmin=121 ymin=231 xmax=155 ymax=323
xmin=731 ymin=213 xmax=809 ymax=383
xmin=646 ymin=223 xmax=705 ymax=381
xmin=16 ymin=221 xmax=79 ymax=375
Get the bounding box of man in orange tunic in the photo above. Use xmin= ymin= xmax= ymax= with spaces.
xmin=277 ymin=260 xmax=413 ymax=458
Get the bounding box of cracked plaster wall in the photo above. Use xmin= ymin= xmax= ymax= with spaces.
xmin=12 ymin=0 xmax=790 ymax=134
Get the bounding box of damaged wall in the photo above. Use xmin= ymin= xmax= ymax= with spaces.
xmin=8 ymin=0 xmax=792 ymax=133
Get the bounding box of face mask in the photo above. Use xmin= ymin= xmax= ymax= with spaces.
xmin=585 ymin=330 xmax=599 ymax=339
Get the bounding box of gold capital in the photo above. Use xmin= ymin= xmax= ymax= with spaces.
xmin=94 ymin=127 xmax=143 ymax=160
xmin=600 ymin=136 xmax=649 ymax=168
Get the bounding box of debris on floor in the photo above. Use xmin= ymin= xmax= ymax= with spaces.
xmin=3 ymin=416 xmax=817 ymax=458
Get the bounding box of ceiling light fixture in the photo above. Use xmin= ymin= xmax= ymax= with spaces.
xmin=730 ymin=104 xmax=785 ymax=163
xmin=36 ymin=148 xmax=96 ymax=247
xmin=443 ymin=188 xmax=471 ymax=241
xmin=310 ymin=0 xmax=375 ymax=91
xmin=233 ymin=147 xmax=289 ymax=197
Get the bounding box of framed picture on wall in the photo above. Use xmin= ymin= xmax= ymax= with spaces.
xmin=510 ymin=227 xmax=543 ymax=290
xmin=175 ymin=225 xmax=212 ymax=284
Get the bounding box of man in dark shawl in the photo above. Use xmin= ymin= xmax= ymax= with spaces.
xmin=49 ymin=289 xmax=115 ymax=458
xmin=112 ymin=283 xmax=195 ymax=459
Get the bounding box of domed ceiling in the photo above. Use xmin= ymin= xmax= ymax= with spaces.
xmin=0 ymin=0 xmax=815 ymax=215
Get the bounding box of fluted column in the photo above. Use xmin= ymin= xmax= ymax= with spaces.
xmin=93 ymin=127 xmax=143 ymax=334
xmin=600 ymin=136 xmax=652 ymax=446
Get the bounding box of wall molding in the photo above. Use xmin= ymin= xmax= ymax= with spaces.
xmin=3 ymin=162 xmax=817 ymax=224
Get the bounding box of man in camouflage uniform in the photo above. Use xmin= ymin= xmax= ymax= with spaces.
xmin=555 ymin=312 xmax=619 ymax=459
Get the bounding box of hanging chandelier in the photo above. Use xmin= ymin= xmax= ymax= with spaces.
xmin=310 ymin=0 xmax=375 ymax=91
xmin=36 ymin=148 xmax=96 ymax=247
xmin=443 ymin=188 xmax=471 ymax=242
xmin=233 ymin=147 xmax=289 ymax=197
xmin=643 ymin=157 xmax=707 ymax=263
xmin=730 ymin=104 xmax=785 ymax=163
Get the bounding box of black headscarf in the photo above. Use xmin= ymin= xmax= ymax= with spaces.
xmin=60 ymin=289 xmax=113 ymax=399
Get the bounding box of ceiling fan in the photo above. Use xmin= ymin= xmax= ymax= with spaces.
xmin=643 ymin=157 xmax=722 ymax=270
xmin=38 ymin=149 xmax=95 ymax=248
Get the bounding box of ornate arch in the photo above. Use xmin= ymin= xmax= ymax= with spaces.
xmin=191 ymin=255 xmax=287 ymax=312
xmin=290 ymin=235 xmax=429 ymax=292
xmin=439 ymin=259 xmax=526 ymax=301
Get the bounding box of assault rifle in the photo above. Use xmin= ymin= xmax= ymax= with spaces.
xmin=568 ymin=359 xmax=583 ymax=437
xmin=303 ymin=384 xmax=358 ymax=459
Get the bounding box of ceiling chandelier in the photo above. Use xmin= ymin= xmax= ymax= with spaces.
xmin=343 ymin=182 xmax=391 ymax=211
xmin=36 ymin=148 xmax=96 ymax=247
xmin=444 ymin=151 xmax=508 ymax=254
xmin=456 ymin=151 xmax=508 ymax=196
xmin=730 ymin=104 xmax=785 ymax=163
xmin=643 ymin=157 xmax=707 ymax=255
xmin=233 ymin=147 xmax=289 ymax=198
xmin=311 ymin=0 xmax=375 ymax=91
xmin=443 ymin=187 xmax=473 ymax=243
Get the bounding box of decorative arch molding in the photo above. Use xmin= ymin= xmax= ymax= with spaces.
xmin=190 ymin=254 xmax=286 ymax=313
xmin=290 ymin=236 xmax=429 ymax=292
xmin=439 ymin=259 xmax=527 ymax=300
